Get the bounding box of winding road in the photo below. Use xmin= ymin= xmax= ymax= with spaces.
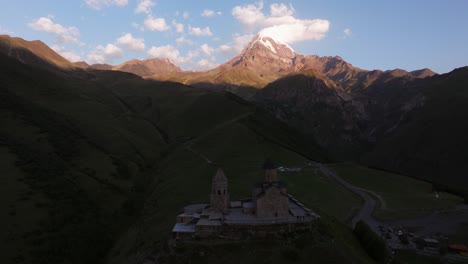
xmin=318 ymin=163 xmax=381 ymax=232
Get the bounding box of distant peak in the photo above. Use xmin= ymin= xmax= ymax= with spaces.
xmin=244 ymin=34 xmax=295 ymax=58
xmin=256 ymin=33 xmax=295 ymax=53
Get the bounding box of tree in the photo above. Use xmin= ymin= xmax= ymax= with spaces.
xmin=354 ymin=221 xmax=389 ymax=262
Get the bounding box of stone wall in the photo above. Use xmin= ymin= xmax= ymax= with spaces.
xmin=265 ymin=169 xmax=278 ymax=182
xmin=221 ymin=221 xmax=316 ymax=239
xmin=256 ymin=187 xmax=289 ymax=218
xmin=210 ymin=192 xmax=230 ymax=213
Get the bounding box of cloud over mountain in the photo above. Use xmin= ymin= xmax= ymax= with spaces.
xmin=87 ymin=43 xmax=123 ymax=63
xmin=116 ymin=33 xmax=145 ymax=51
xmin=232 ymin=2 xmax=330 ymax=44
xmin=28 ymin=17 xmax=80 ymax=44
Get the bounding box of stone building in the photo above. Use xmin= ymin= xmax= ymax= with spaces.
xmin=253 ymin=160 xmax=289 ymax=218
xmin=172 ymin=160 xmax=319 ymax=239
xmin=210 ymin=168 xmax=229 ymax=213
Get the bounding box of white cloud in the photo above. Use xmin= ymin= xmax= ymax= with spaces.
xmin=232 ymin=2 xmax=330 ymax=44
xmin=231 ymin=2 xmax=265 ymax=31
xmin=217 ymin=33 xmax=254 ymax=57
xmin=28 ymin=17 xmax=80 ymax=44
xmin=52 ymin=45 xmax=82 ymax=62
xmin=182 ymin=11 xmax=189 ymax=19
xmin=176 ymin=36 xmax=193 ymax=45
xmin=61 ymin=51 xmax=82 ymax=62
xmin=144 ymin=16 xmax=169 ymax=31
xmin=270 ymin=3 xmax=294 ymax=16
xmin=147 ymin=45 xmax=199 ymax=66
xmin=200 ymin=43 xmax=214 ymax=56
xmin=188 ymin=25 xmax=213 ymax=36
xmin=344 ymin=28 xmax=352 ymax=37
xmin=87 ymin=43 xmax=123 ymax=64
xmin=201 ymin=9 xmax=222 ymax=17
xmin=116 ymin=33 xmax=145 ymax=51
xmin=196 ymin=59 xmax=218 ymax=70
xmin=0 ymin=25 xmax=14 ymax=35
xmin=201 ymin=9 xmax=215 ymax=17
xmin=172 ymin=20 xmax=184 ymax=33
xmin=84 ymin=0 xmax=128 ymax=10
xmin=135 ymin=0 xmax=154 ymax=14
xmin=148 ymin=45 xmax=180 ymax=63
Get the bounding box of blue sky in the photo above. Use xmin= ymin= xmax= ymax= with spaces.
xmin=1 ymin=0 xmax=467 ymax=73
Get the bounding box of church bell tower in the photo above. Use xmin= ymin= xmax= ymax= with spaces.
xmin=263 ymin=159 xmax=278 ymax=182
xmin=210 ymin=168 xmax=230 ymax=213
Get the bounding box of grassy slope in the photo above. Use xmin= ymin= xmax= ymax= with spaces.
xmin=0 ymin=53 xmax=169 ymax=264
xmin=330 ymin=164 xmax=463 ymax=221
xmin=107 ymin=120 xmax=372 ymax=264
xmin=0 ymin=53 xmax=373 ymax=264
xmin=362 ymin=67 xmax=468 ymax=193
xmin=0 ymin=34 xmax=76 ymax=70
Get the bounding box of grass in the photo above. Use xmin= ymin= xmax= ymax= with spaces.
xmin=394 ymin=250 xmax=444 ymax=264
xmin=450 ymin=222 xmax=468 ymax=245
xmin=106 ymin=115 xmax=370 ymax=264
xmin=283 ymin=169 xmax=363 ymax=223
xmin=329 ymin=163 xmax=463 ymax=221
xmin=362 ymin=67 xmax=468 ymax=194
xmin=0 ymin=52 xmax=373 ymax=264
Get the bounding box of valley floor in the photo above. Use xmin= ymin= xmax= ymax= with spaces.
xmin=316 ymin=163 xmax=468 ymax=263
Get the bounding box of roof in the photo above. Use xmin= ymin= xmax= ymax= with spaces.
xmin=289 ymin=208 xmax=306 ymax=217
xmin=256 ymin=185 xmax=289 ymax=199
xmin=172 ymin=223 xmax=195 ymax=233
xmin=254 ymin=181 xmax=287 ymax=189
xmin=448 ymin=244 xmax=468 ymax=251
xmin=262 ymin=159 xmax=278 ymax=170
xmin=183 ymin=204 xmax=208 ymax=214
xmin=230 ymin=201 xmax=242 ymax=208
xmin=213 ymin=168 xmax=228 ymax=182
xmin=209 ymin=212 xmax=223 ymax=220
xmin=196 ymin=218 xmax=222 ymax=226
xmin=242 ymin=201 xmax=255 ymax=208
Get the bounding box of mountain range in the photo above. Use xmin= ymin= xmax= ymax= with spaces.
xmin=1 ymin=33 xmax=465 ymax=193
xmin=1 ymin=33 xmax=467 ymax=264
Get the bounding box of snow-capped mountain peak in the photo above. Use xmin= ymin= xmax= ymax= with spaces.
xmin=243 ymin=34 xmax=296 ymax=59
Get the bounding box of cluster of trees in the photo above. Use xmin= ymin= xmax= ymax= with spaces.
xmin=353 ymin=221 xmax=389 ymax=262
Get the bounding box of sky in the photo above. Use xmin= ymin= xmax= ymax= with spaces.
xmin=1 ymin=0 xmax=467 ymax=73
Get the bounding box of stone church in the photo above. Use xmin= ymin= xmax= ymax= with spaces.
xmin=172 ymin=160 xmax=319 ymax=238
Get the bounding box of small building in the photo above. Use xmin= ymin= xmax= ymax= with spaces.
xmin=448 ymin=244 xmax=468 ymax=255
xmin=172 ymin=160 xmax=319 ymax=239
xmin=423 ymin=238 xmax=440 ymax=249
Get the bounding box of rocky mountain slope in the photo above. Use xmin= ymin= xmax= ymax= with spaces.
xmin=1 ymin=35 xmax=377 ymax=264
xmin=1 ymin=33 xmax=467 ymax=263
xmin=361 ymin=67 xmax=468 ymax=191
xmin=254 ymin=66 xmax=468 ymax=195
xmin=111 ymin=58 xmax=181 ymax=77
xmin=254 ymin=72 xmax=368 ymax=159
xmin=152 ymin=34 xmax=435 ymax=94
xmin=0 ymin=34 xmax=76 ymax=70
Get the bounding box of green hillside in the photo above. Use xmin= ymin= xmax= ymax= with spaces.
xmin=0 ymin=53 xmax=375 ymax=264
xmin=362 ymin=67 xmax=468 ymax=194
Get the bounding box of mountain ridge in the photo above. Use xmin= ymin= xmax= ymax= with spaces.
xmin=0 ymin=34 xmax=76 ymax=70
xmin=150 ymin=34 xmax=437 ymax=92
xmin=0 ymin=34 xmax=437 ymax=94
